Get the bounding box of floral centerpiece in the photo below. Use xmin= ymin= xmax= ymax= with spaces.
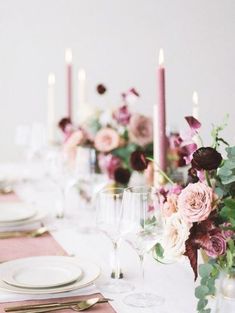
xmin=58 ymin=87 xmax=155 ymax=186
xmin=133 ymin=115 xmax=235 ymax=313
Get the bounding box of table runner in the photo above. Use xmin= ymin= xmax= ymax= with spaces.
xmin=0 ymin=198 xmax=116 ymax=313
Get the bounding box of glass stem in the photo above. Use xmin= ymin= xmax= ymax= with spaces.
xmin=57 ymin=188 xmax=66 ymax=218
xmin=139 ymin=254 xmax=145 ymax=293
xmin=112 ymin=241 xmax=120 ymax=280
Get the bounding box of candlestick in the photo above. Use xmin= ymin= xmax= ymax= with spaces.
xmin=154 ymin=49 xmax=167 ymax=187
xmin=65 ymin=48 xmax=73 ymax=120
xmin=192 ymin=91 xmax=199 ymax=119
xmin=77 ymin=68 xmax=86 ymax=123
xmin=192 ymin=91 xmax=201 ymax=147
xmin=47 ymin=73 xmax=55 ymax=144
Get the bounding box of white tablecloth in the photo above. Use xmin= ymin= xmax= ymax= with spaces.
xmin=0 ymin=161 xmax=213 ymax=313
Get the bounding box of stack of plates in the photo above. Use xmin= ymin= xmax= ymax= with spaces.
xmin=0 ymin=256 xmax=100 ymax=294
xmin=0 ymin=202 xmax=48 ymax=227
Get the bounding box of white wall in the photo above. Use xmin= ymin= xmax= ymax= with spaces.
xmin=0 ymin=0 xmax=235 ymax=161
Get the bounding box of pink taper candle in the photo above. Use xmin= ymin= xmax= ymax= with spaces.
xmin=65 ymin=49 xmax=73 ymax=120
xmin=154 ymin=49 xmax=167 ymax=186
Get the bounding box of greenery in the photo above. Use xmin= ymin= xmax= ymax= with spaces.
xmin=196 ymin=145 xmax=235 ymax=312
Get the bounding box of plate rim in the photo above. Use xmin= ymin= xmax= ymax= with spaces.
xmin=0 ymin=256 xmax=100 ymax=294
xmin=2 ymin=259 xmax=83 ymax=289
xmin=0 ymin=207 xmax=48 ymax=227
xmin=0 ymin=203 xmax=37 ymax=223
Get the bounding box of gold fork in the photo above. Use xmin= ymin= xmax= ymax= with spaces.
xmin=0 ymin=226 xmax=48 ymax=239
xmin=5 ymin=298 xmax=111 ymax=313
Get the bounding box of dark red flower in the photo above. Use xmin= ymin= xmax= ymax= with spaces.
xmin=192 ymin=147 xmax=222 ymax=170
xmin=96 ymin=84 xmax=107 ymax=95
xmin=114 ymin=167 xmax=131 ymax=185
xmin=130 ymin=151 xmax=148 ymax=171
xmin=58 ymin=117 xmax=72 ymax=133
xmin=187 ymin=167 xmax=199 ymax=184
xmin=185 ymin=116 xmax=201 ymax=131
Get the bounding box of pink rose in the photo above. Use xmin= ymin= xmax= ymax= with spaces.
xmin=222 ymin=223 xmax=234 ymax=239
xmin=178 ymin=182 xmax=214 ymax=223
xmin=163 ymin=194 xmax=178 ymax=217
xmin=94 ymin=128 xmax=120 ymax=152
xmin=204 ymin=230 xmax=226 ymax=258
xmin=129 ymin=114 xmax=153 ymax=146
xmin=98 ymin=153 xmax=121 ymax=178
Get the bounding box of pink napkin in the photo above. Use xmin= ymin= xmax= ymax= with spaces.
xmin=0 ymin=195 xmax=116 ymax=313
xmin=2 ymin=293 xmax=116 ymax=313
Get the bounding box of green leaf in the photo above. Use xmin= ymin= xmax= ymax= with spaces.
xmin=219 ymin=167 xmax=233 ymax=177
xmin=224 ymin=160 xmax=235 ymax=169
xmin=154 ymin=243 xmax=164 ymax=259
xmin=200 ymin=277 xmax=208 ymax=285
xmin=207 ymin=278 xmax=216 ymax=295
xmin=226 ymin=249 xmax=233 ymax=268
xmin=199 ymin=309 xmax=211 ymax=313
xmin=220 ymin=206 xmax=235 ymax=220
xmin=229 ymin=217 xmax=235 ymax=227
xmin=195 ymin=285 xmax=209 ymax=299
xmin=215 ymin=187 xmax=225 ymax=198
xmin=197 ymin=299 xmax=208 ymax=310
xmin=228 ymin=239 xmax=235 ymax=253
xmin=221 ymin=176 xmax=235 ymax=184
xmin=226 ymin=146 xmax=235 ymax=160
xmin=199 ymin=264 xmax=213 ymax=278
xmin=224 ymin=198 xmax=235 ymax=209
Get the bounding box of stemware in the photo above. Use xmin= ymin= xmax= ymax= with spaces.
xmin=96 ymin=187 xmax=133 ymax=293
xmin=47 ymin=151 xmax=78 ymax=219
xmin=121 ymin=186 xmax=164 ymax=307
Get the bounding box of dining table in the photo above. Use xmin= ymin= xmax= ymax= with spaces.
xmin=0 ymin=161 xmax=214 ymax=313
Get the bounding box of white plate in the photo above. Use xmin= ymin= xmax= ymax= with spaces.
xmin=0 ymin=257 xmax=100 ymax=294
xmin=0 ymin=207 xmax=48 ymax=228
xmin=0 ymin=203 xmax=36 ymax=223
xmin=2 ymin=257 xmax=83 ymax=289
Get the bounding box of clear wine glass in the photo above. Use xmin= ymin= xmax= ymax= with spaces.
xmin=120 ymin=186 xmax=165 ymax=307
xmin=47 ymin=151 xmax=78 ymax=219
xmin=96 ymin=187 xmax=133 ymax=293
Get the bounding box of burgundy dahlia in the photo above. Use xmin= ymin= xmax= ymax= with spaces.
xmin=114 ymin=167 xmax=131 ymax=185
xmin=191 ymin=147 xmax=222 ymax=171
xmin=96 ymin=84 xmax=107 ymax=95
xmin=130 ymin=151 xmax=148 ymax=171
xmin=58 ymin=117 xmax=72 ymax=133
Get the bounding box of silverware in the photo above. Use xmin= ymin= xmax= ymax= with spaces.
xmin=6 ymin=298 xmax=111 ymax=313
xmin=0 ymin=227 xmax=48 ymax=239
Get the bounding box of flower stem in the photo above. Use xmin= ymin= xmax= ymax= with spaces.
xmin=147 ymin=157 xmax=174 ymax=185
xmin=205 ymin=171 xmax=212 ymax=188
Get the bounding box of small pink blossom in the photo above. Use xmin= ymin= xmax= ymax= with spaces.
xmin=178 ymin=182 xmax=215 ymax=223
xmin=113 ymin=105 xmax=131 ymax=126
xmin=122 ymin=88 xmax=140 ymax=105
xmin=129 ymin=114 xmax=153 ymax=146
xmin=222 ymin=223 xmax=234 ymax=239
xmin=63 ymin=130 xmax=85 ymax=163
xmin=170 ymin=184 xmax=183 ymax=195
xmin=94 ymin=128 xmax=120 ymax=152
xmin=98 ymin=154 xmax=121 ymax=179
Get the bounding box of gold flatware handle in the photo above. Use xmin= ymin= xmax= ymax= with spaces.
xmin=0 ymin=227 xmax=48 ymax=239
xmin=5 ymin=298 xmax=112 ymax=312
